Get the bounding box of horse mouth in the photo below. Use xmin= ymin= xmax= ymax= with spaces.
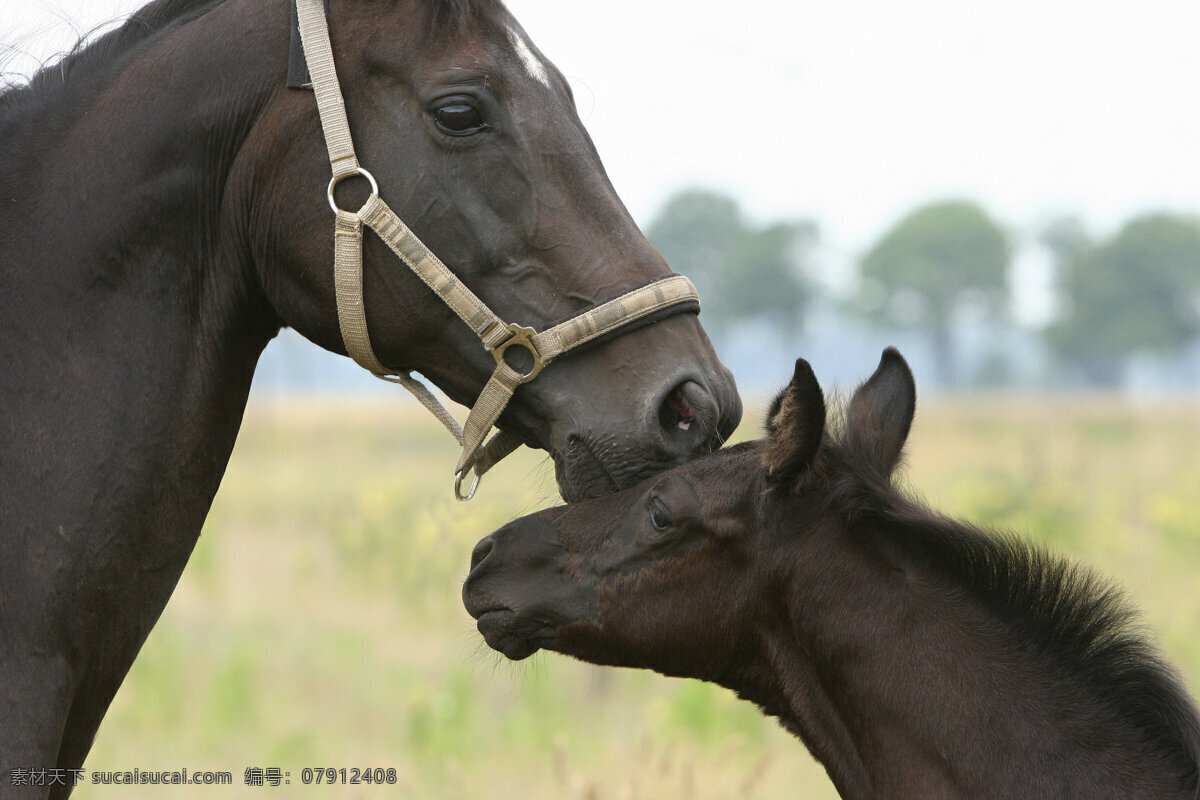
xmin=553 ymin=435 xmax=675 ymax=503
xmin=472 ymin=608 xmax=547 ymax=661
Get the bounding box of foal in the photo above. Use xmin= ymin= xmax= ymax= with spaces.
xmin=464 ymin=349 xmax=1200 ymax=799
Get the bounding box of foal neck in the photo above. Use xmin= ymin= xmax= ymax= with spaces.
xmin=762 ymin=511 xmax=1200 ymax=800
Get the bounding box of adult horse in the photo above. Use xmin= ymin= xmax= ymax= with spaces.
xmin=0 ymin=0 xmax=740 ymax=789
xmin=466 ymin=350 xmax=1200 ymax=799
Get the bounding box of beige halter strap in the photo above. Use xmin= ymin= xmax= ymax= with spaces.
xmin=293 ymin=0 xmax=700 ymax=499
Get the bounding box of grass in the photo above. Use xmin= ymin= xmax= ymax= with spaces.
xmin=82 ymin=394 xmax=1200 ymax=798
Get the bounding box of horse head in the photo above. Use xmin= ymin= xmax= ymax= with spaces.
xmin=0 ymin=0 xmax=746 ymax=775
xmin=246 ymin=0 xmax=741 ymax=500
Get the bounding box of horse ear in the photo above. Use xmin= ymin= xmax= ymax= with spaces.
xmin=765 ymin=357 xmax=826 ymax=485
xmin=844 ymin=348 xmax=916 ymax=478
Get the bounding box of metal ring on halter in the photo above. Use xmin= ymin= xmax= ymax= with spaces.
xmin=327 ymin=167 xmax=379 ymax=214
xmin=490 ymin=323 xmax=551 ymax=383
xmin=454 ymin=467 xmax=481 ymax=501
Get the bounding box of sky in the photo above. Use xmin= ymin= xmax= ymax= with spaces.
xmin=6 ymin=0 xmax=1200 ymax=325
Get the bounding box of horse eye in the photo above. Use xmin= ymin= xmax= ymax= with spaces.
xmin=434 ymin=102 xmax=486 ymax=135
xmin=648 ymin=499 xmax=672 ymax=532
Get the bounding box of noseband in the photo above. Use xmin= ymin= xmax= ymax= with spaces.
xmin=291 ymin=0 xmax=700 ymax=499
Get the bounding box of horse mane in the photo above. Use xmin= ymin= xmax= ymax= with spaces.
xmin=0 ymin=0 xmax=225 ymax=131
xmin=1 ymin=0 xmax=505 ymax=128
xmin=824 ymin=446 xmax=1200 ymax=789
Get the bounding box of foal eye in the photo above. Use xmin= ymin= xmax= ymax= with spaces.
xmin=434 ymin=102 xmax=487 ymax=135
xmin=648 ymin=498 xmax=673 ymax=532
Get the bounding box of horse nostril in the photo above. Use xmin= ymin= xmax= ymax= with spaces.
xmin=663 ymin=388 xmax=697 ymax=431
xmin=469 ymin=537 xmax=495 ymax=573
xmin=656 ymin=380 xmax=717 ymax=450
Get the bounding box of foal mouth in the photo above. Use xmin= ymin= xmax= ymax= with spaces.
xmin=472 ymin=608 xmax=546 ymax=661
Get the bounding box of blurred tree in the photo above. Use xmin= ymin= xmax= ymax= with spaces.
xmin=645 ymin=189 xmax=815 ymax=338
xmin=1045 ymin=213 xmax=1200 ymax=387
xmin=858 ymin=200 xmax=1010 ymax=387
xmin=1040 ymin=215 xmax=1092 ymax=267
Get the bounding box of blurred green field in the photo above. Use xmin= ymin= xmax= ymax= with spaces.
xmin=84 ymin=393 xmax=1200 ymax=799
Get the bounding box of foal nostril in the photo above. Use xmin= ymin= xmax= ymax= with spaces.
xmin=469 ymin=537 xmax=494 ymax=573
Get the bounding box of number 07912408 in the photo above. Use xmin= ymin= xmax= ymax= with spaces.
xmin=300 ymin=767 xmax=398 ymax=785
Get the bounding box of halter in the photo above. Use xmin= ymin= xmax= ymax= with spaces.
xmin=290 ymin=0 xmax=701 ymax=499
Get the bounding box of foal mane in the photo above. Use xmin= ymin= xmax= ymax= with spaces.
xmin=828 ymin=448 xmax=1200 ymax=789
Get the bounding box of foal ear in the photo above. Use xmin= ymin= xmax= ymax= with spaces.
xmin=844 ymin=348 xmax=916 ymax=478
xmin=765 ymin=358 xmax=826 ymax=485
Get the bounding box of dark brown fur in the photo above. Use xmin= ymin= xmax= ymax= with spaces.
xmin=465 ymin=349 xmax=1200 ymax=799
xmin=1 ymin=0 xmax=741 ymax=792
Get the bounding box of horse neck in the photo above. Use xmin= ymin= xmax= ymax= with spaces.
xmin=0 ymin=0 xmax=282 ymax=538
xmin=754 ymin=511 xmax=1200 ymax=800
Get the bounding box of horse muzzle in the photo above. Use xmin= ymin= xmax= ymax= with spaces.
xmin=545 ymin=359 xmax=741 ymax=502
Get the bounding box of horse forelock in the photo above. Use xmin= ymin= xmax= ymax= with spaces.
xmin=427 ymin=0 xmax=507 ymax=31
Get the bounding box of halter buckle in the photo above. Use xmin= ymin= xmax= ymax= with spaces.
xmin=490 ymin=323 xmax=551 ymax=383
